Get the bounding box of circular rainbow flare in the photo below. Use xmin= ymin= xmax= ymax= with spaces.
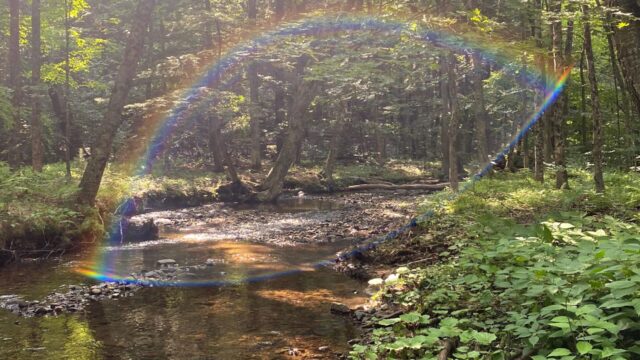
xmin=77 ymin=14 xmax=572 ymax=287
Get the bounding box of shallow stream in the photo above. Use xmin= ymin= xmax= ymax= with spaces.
xmin=0 ymin=198 xmax=371 ymax=359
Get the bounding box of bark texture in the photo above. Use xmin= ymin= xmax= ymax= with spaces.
xmin=583 ymin=5 xmax=606 ymax=193
xmin=31 ymin=0 xmax=43 ymax=172
xmin=77 ymin=0 xmax=157 ymax=205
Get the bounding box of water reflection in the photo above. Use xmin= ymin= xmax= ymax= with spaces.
xmin=0 ymin=198 xmax=366 ymax=359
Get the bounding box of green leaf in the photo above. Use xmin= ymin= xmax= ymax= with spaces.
xmin=472 ymin=331 xmax=497 ymax=345
xmin=529 ymin=336 xmax=539 ymax=346
xmin=601 ymin=347 xmax=625 ymax=358
xmin=548 ymin=348 xmax=572 ymax=357
xmin=577 ymin=342 xmax=592 ymax=355
xmin=400 ymin=312 xmax=421 ymax=323
xmin=378 ymin=318 xmax=401 ymax=326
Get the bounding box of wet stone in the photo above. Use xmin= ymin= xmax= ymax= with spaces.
xmin=330 ymin=302 xmax=351 ymax=315
xmin=157 ymin=259 xmax=177 ymax=267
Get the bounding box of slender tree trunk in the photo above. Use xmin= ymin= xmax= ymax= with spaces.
xmin=323 ymin=111 xmax=344 ymax=190
xmin=551 ymin=0 xmax=569 ymax=189
xmin=31 ymin=0 xmax=43 ymax=172
xmin=472 ymin=52 xmax=489 ymax=166
xmin=77 ymin=0 xmax=157 ymax=205
xmin=64 ymin=0 xmax=72 ymax=179
xmin=533 ymin=55 xmax=545 ymax=182
xmin=274 ymin=68 xmax=286 ymax=154
xmin=583 ymin=5 xmax=605 ymax=193
xmin=446 ymin=52 xmax=460 ymax=192
xmin=579 ymin=49 xmax=588 ymax=148
xmin=247 ymin=0 xmax=261 ymax=170
xmin=439 ymin=55 xmax=450 ymax=180
xmin=208 ymin=114 xmax=224 ymax=172
xmin=203 ymin=0 xmax=213 ymax=49
xmin=7 ymin=0 xmax=21 ymax=167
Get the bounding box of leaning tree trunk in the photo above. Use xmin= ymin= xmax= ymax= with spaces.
xmin=583 ymin=5 xmax=606 ymax=193
xmin=31 ymin=0 xmax=43 ymax=172
xmin=258 ymin=81 xmax=319 ymax=202
xmin=77 ymin=0 xmax=156 ymax=205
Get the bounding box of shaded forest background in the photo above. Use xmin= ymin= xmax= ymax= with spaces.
xmin=0 ymin=0 xmax=639 ymax=240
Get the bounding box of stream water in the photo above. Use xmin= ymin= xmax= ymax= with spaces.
xmin=0 ymin=198 xmax=369 ymax=359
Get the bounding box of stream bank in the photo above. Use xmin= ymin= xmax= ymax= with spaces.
xmin=0 ymin=190 xmax=436 ymax=359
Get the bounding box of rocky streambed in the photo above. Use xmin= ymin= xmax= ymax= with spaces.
xmin=0 ymin=190 xmax=433 ymax=359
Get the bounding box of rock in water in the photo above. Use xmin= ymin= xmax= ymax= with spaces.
xmin=157 ymin=259 xmax=177 ymax=267
xmin=118 ymin=218 xmax=159 ymax=243
xmin=330 ymin=302 xmax=351 ymax=315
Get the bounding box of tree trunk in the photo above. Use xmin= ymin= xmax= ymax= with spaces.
xmin=203 ymin=0 xmax=213 ymax=49
xmin=31 ymin=0 xmax=43 ymax=172
xmin=611 ymin=0 xmax=640 ymax=118
xmin=258 ymin=79 xmax=318 ymax=202
xmin=248 ymin=62 xmax=261 ymax=170
xmin=208 ymin=114 xmax=225 ymax=172
xmin=439 ymin=55 xmax=450 ymax=180
xmin=472 ymin=53 xmax=488 ymax=166
xmin=533 ymin=57 xmax=545 ymax=182
xmin=583 ymin=5 xmax=605 ymax=193
xmin=551 ymin=0 xmax=569 ymax=189
xmin=579 ymin=49 xmax=588 ymax=148
xmin=247 ymin=0 xmax=261 ymax=170
xmin=7 ymin=0 xmax=21 ymax=166
xmin=446 ymin=52 xmax=460 ymax=192
xmin=64 ymin=0 xmax=72 ymax=178
xmin=77 ymin=0 xmax=156 ymax=205
xmin=274 ymin=68 xmax=286 ymax=155
xmin=601 ymin=0 xmax=635 ymax=165
xmin=323 ymin=113 xmax=344 ymax=190
xmin=48 ymin=86 xmax=79 ymax=160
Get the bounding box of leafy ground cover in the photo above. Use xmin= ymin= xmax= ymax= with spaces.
xmin=351 ymin=170 xmax=640 ymax=359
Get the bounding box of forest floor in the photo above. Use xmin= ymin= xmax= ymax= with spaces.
xmin=341 ymin=169 xmax=640 ymax=359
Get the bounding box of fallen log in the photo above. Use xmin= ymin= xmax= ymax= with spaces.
xmin=342 ymin=183 xmax=449 ymax=192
